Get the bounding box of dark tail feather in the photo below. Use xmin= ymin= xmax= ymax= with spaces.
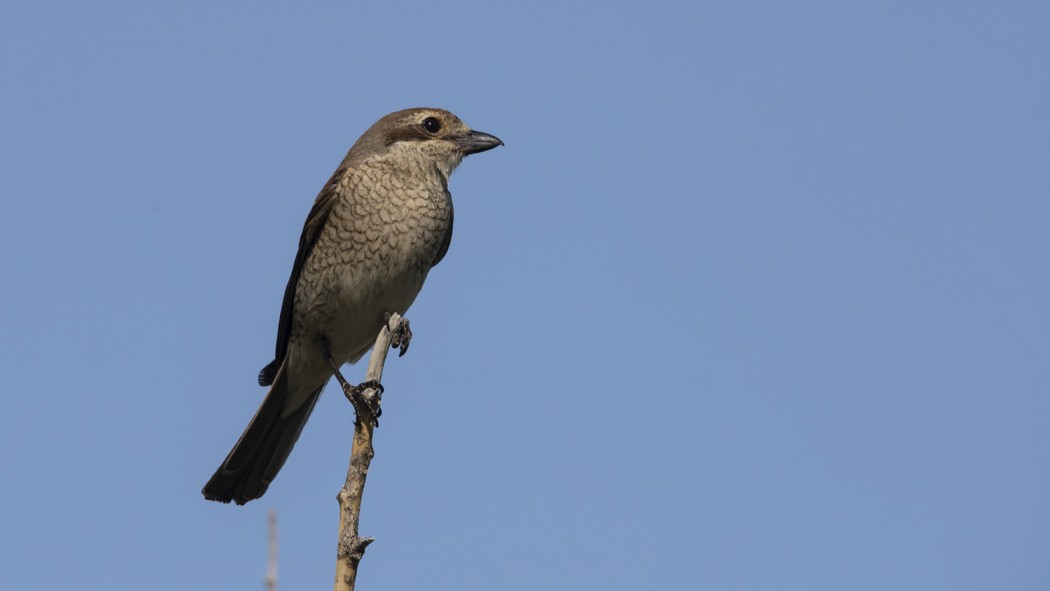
xmin=202 ymin=365 xmax=323 ymax=504
xmin=258 ymin=358 xmax=279 ymax=387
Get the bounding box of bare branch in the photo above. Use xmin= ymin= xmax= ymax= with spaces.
xmin=266 ymin=510 xmax=278 ymax=591
xmin=333 ymin=312 xmax=405 ymax=591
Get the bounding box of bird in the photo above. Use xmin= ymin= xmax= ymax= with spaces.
xmin=202 ymin=108 xmax=502 ymax=504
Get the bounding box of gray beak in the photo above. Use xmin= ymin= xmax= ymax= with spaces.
xmin=455 ymin=130 xmax=504 ymax=155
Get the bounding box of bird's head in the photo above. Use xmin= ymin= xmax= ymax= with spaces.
xmin=347 ymin=108 xmax=503 ymax=178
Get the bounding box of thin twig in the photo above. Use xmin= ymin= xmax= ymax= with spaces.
xmin=266 ymin=510 xmax=278 ymax=591
xmin=333 ymin=312 xmax=403 ymax=591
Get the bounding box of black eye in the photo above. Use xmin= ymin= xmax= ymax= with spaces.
xmin=421 ymin=117 xmax=442 ymax=134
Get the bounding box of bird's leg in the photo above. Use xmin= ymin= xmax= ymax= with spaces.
xmin=319 ymin=338 xmax=383 ymax=426
xmin=386 ymin=313 xmax=413 ymax=357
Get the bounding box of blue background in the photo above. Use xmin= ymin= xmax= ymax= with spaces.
xmin=2 ymin=1 xmax=1048 ymax=589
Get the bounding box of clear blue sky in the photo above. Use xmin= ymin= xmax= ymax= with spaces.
xmin=2 ymin=1 xmax=1047 ymax=589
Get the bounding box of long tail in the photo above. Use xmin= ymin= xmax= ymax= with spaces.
xmin=202 ymin=364 xmax=323 ymax=504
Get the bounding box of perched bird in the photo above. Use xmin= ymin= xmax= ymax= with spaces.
xmin=203 ymin=108 xmax=502 ymax=504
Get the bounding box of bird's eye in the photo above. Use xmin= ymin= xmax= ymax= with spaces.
xmin=421 ymin=117 xmax=442 ymax=134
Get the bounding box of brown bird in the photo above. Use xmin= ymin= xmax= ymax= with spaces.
xmin=203 ymin=108 xmax=502 ymax=504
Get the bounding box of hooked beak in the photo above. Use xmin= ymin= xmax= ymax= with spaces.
xmin=455 ymin=130 xmax=504 ymax=155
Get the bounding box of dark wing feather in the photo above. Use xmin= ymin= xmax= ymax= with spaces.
xmin=258 ymin=170 xmax=345 ymax=386
xmin=430 ymin=172 xmax=455 ymax=268
xmin=431 ymin=192 xmax=454 ymax=267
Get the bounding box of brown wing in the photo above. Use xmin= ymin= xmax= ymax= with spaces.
xmin=429 ymin=173 xmax=455 ymax=268
xmin=431 ymin=193 xmax=454 ymax=267
xmin=258 ymin=171 xmax=344 ymax=386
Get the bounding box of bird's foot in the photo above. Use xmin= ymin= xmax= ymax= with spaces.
xmin=343 ymin=380 xmax=383 ymax=426
xmin=319 ymin=338 xmax=383 ymax=426
xmin=386 ymin=313 xmax=412 ymax=357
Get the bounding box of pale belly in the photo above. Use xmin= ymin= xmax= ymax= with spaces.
xmin=326 ymin=268 xmax=426 ymax=363
xmin=282 ymin=264 xmax=429 ymax=399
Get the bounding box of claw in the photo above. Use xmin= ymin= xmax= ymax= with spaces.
xmin=390 ymin=317 xmax=412 ymax=357
xmin=319 ymin=338 xmax=383 ymax=426
xmin=342 ymin=380 xmax=383 ymax=426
